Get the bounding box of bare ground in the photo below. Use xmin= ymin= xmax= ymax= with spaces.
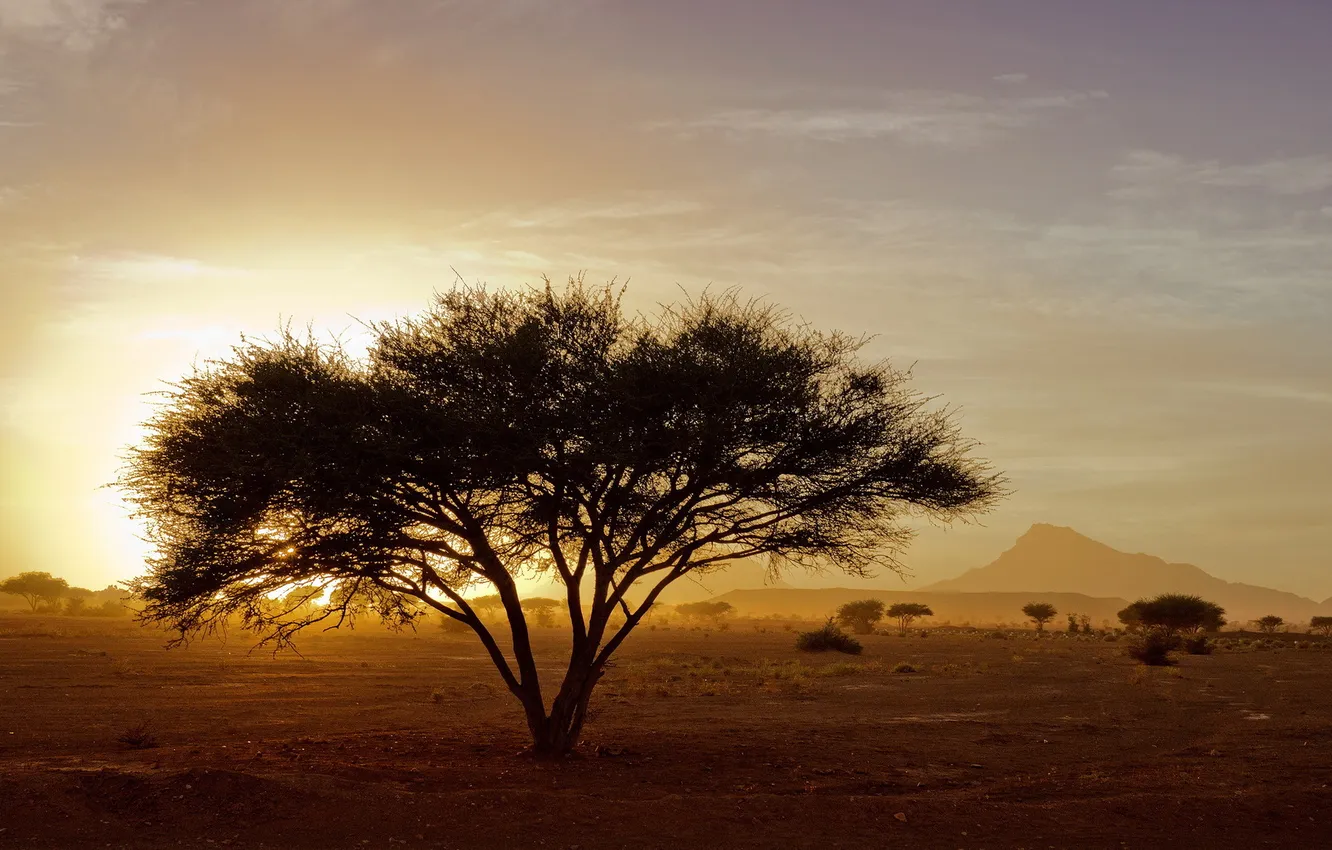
xmin=2 ymin=616 xmax=1330 ymax=849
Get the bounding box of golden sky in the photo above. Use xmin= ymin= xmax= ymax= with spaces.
xmin=2 ymin=1 xmax=1330 ymax=598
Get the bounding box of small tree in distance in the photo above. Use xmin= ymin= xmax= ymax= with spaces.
xmin=0 ymin=572 xmax=70 ymax=612
xmin=1022 ymin=602 xmax=1057 ymax=632
xmin=522 ymin=598 xmax=562 ymax=628
xmin=887 ymin=602 xmax=933 ymax=634
xmin=675 ymin=600 xmax=735 ymax=624
xmin=469 ymin=594 xmax=505 ymax=622
xmin=120 ymin=281 xmax=1002 ymax=757
xmin=1256 ymin=615 xmax=1284 ymax=634
xmin=835 ymin=599 xmax=886 ymax=634
xmin=1311 ymin=616 xmax=1332 ymax=637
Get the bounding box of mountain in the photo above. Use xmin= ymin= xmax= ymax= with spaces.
xmin=922 ymin=523 xmax=1323 ymax=622
xmin=713 ymin=587 xmax=1129 ymax=627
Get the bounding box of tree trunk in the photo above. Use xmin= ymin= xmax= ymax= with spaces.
xmin=526 ymin=663 xmax=602 ymax=758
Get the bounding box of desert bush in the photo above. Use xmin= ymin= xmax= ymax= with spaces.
xmin=438 ymin=616 xmax=471 ymax=634
xmin=891 ymin=661 xmax=917 ymax=674
xmin=117 ymin=721 xmax=159 ymax=749
xmin=1102 ymin=633 xmax=1118 ymax=642
xmin=1183 ymin=635 xmax=1213 ymax=655
xmin=110 ymin=657 xmax=144 ymax=676
xmin=795 ymin=620 xmax=863 ymax=655
xmin=1126 ymin=629 xmax=1180 ymax=666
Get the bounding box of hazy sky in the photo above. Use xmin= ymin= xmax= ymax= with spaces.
xmin=2 ymin=0 xmax=1330 ymax=598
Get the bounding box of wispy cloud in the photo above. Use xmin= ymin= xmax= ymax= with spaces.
xmin=0 ymin=0 xmax=144 ymax=51
xmin=648 ymin=89 xmax=1108 ymax=148
xmin=1112 ymin=150 xmax=1332 ymax=198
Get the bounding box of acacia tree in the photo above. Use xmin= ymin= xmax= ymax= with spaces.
xmin=1119 ymin=594 xmax=1225 ymax=635
xmin=121 ymin=282 xmax=1001 ymax=756
xmin=675 ymin=600 xmax=734 ymax=623
xmin=1256 ymin=615 xmax=1284 ymax=633
xmin=835 ymin=599 xmax=886 ymax=634
xmin=886 ymin=602 xmax=933 ymax=634
xmin=1022 ymin=602 xmax=1057 ymax=632
xmin=522 ymin=598 xmax=562 ymax=628
xmin=1311 ymin=616 xmax=1332 ymax=637
xmin=0 ymin=572 xmax=70 ymax=611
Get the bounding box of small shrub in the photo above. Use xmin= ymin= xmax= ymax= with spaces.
xmin=1183 ymin=635 xmax=1213 ymax=655
xmin=1127 ymin=629 xmax=1180 ymax=666
xmin=438 ymin=616 xmax=471 ymax=634
xmin=891 ymin=662 xmax=917 ymax=674
xmin=1102 ymin=633 xmax=1118 ymax=642
xmin=817 ymin=662 xmax=866 ymax=677
xmin=795 ymin=620 xmax=863 ymax=655
xmin=117 ymin=721 xmax=159 ymax=750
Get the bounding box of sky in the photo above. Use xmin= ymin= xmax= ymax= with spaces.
xmin=1 ymin=0 xmax=1330 ymax=599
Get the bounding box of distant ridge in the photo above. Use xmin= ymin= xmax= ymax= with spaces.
xmin=922 ymin=523 xmax=1324 ymax=622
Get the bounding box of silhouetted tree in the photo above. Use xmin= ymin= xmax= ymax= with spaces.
xmin=675 ymin=600 xmax=735 ymax=623
xmin=1120 ymin=594 xmax=1225 ymax=635
xmin=835 ymin=599 xmax=886 ymax=634
xmin=1311 ymin=616 xmax=1332 ymax=637
xmin=0 ymin=572 xmax=69 ymax=612
xmin=886 ymin=601 xmax=933 ymax=634
xmin=1022 ymin=602 xmax=1057 ymax=631
xmin=1256 ymin=615 xmax=1284 ymax=634
xmin=120 ymin=281 xmax=1002 ymax=756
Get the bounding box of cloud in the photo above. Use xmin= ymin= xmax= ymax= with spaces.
xmin=993 ymin=73 xmax=1029 ymax=84
xmin=649 ymin=89 xmax=1108 ymax=149
xmin=1112 ymin=150 xmax=1332 ymax=198
xmin=0 ymin=0 xmax=144 ymax=51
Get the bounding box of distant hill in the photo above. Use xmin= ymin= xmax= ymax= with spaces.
xmin=922 ymin=523 xmax=1324 ymax=622
xmin=713 ymin=587 xmax=1129 ymax=627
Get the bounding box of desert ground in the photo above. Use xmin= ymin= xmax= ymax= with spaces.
xmin=2 ymin=615 xmax=1330 ymax=849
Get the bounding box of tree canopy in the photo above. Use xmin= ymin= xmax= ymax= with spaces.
xmin=675 ymin=600 xmax=735 ymax=622
xmin=1256 ymin=615 xmax=1284 ymax=633
xmin=834 ymin=599 xmax=886 ymax=634
xmin=121 ymin=281 xmax=1002 ymax=755
xmin=1022 ymin=602 xmax=1057 ymax=631
xmin=0 ymin=572 xmax=70 ymax=611
xmin=886 ymin=602 xmax=933 ymax=633
xmin=1118 ymin=594 xmax=1225 ymax=634
xmin=1311 ymin=616 xmax=1332 ymax=637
